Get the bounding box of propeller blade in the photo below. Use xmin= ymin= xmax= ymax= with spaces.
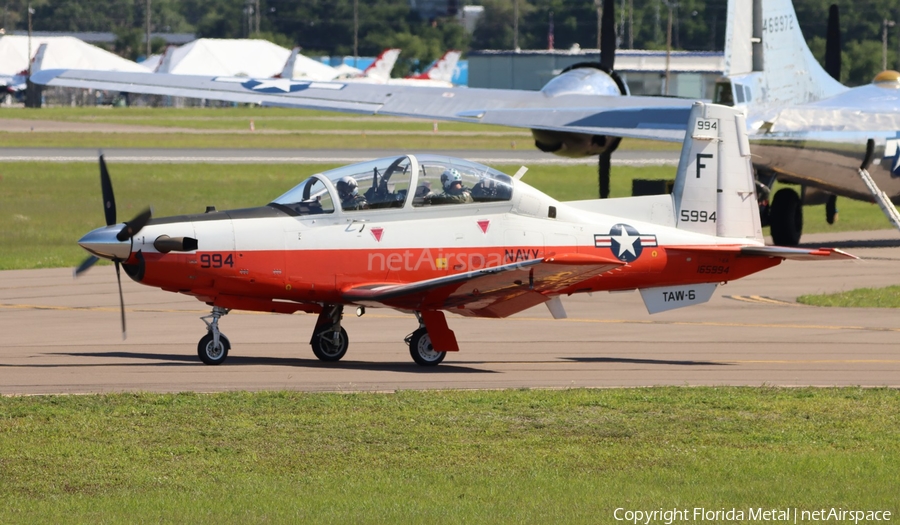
xmin=598 ymin=137 xmax=622 ymax=199
xmin=598 ymin=152 xmax=611 ymax=199
xmin=99 ymin=154 xmax=117 ymax=227
xmin=600 ymin=0 xmax=617 ymax=70
xmin=73 ymin=255 xmax=99 ymax=277
xmin=825 ymin=4 xmax=841 ymax=81
xmin=115 ymin=260 xmax=127 ymax=339
xmin=116 ymin=208 xmax=152 ymax=242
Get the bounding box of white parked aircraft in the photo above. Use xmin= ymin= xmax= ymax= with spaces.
xmin=282 ymin=48 xmax=401 ymax=83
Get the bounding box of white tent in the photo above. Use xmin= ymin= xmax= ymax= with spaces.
xmin=157 ymin=39 xmax=291 ymax=77
xmin=0 ymin=35 xmax=149 ymax=76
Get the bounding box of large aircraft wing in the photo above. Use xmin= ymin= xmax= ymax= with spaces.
xmin=342 ymin=253 xmax=624 ymax=318
xmin=31 ymin=69 xmax=693 ymax=142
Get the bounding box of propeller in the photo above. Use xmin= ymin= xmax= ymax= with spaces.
xmin=74 ymin=154 xmax=152 ymax=338
xmin=598 ymin=0 xmax=620 ymax=199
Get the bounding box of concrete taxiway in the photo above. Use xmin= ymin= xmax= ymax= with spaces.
xmin=1 ymin=230 xmax=898 ymax=395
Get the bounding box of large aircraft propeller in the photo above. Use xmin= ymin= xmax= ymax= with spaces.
xmin=825 ymin=4 xmax=841 ymax=224
xmin=825 ymin=5 xmax=841 ymax=82
xmin=74 ymin=154 xmax=152 ymax=338
xmin=598 ymin=0 xmax=620 ymax=199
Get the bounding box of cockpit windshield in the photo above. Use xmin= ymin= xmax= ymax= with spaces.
xmin=271 ymin=156 xmax=412 ymax=215
xmin=269 ymin=176 xmax=335 ymax=216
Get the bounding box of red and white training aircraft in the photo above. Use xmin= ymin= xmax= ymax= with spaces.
xmin=75 ymin=103 xmax=854 ymax=366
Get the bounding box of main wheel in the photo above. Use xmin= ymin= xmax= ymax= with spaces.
xmin=311 ymin=326 xmax=349 ymax=362
xmin=198 ymin=332 xmax=230 ymax=365
xmin=408 ymin=327 xmax=446 ymax=366
xmin=769 ymin=188 xmax=803 ymax=246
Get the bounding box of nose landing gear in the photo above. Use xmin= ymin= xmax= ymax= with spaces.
xmin=198 ymin=306 xmax=230 ymax=365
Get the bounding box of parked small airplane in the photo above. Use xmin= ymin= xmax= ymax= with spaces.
xmin=75 ymin=103 xmax=852 ymax=366
xmin=281 ymin=47 xmax=401 ymax=83
xmin=33 ymin=0 xmax=900 ymax=247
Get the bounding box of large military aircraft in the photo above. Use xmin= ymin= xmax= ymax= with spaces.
xmin=75 ymin=103 xmax=852 ymax=366
xmin=32 ymin=0 xmax=900 ymax=246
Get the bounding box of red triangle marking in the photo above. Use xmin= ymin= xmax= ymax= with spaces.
xmin=371 ymin=227 xmax=384 ymax=242
xmin=477 ymin=220 xmax=490 ymax=234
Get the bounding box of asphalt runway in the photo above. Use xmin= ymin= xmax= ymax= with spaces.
xmin=2 ymin=230 xmax=899 ymax=395
xmin=0 ymin=147 xmax=680 ymax=166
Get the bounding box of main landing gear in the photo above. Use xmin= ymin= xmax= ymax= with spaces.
xmin=404 ymin=312 xmax=446 ymax=366
xmin=309 ymin=305 xmax=349 ymax=362
xmin=193 ymin=303 xmax=451 ymax=367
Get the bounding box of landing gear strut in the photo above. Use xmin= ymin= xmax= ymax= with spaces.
xmin=198 ymin=306 xmax=231 ymax=365
xmin=310 ymin=305 xmax=349 ymax=362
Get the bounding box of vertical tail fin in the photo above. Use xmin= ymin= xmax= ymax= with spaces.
xmin=31 ymin=43 xmax=48 ymax=73
xmin=362 ymin=48 xmax=401 ymax=82
xmin=279 ymin=47 xmax=301 ymax=78
xmin=673 ymin=102 xmax=763 ymax=242
xmin=409 ymin=50 xmax=461 ymax=83
xmin=724 ymin=0 xmax=845 ymax=106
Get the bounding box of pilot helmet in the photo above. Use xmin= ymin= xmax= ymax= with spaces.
xmin=440 ymin=168 xmax=462 ymax=190
xmin=336 ymin=176 xmax=358 ymax=199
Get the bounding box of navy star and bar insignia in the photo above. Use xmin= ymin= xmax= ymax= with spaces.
xmin=594 ymin=223 xmax=658 ymax=263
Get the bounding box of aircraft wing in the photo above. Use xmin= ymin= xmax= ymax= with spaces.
xmin=31 ymin=69 xmax=693 ymax=142
xmin=342 ymin=253 xmax=624 ymax=318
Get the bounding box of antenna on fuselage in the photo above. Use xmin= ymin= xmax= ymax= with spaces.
xmin=513 ymin=166 xmax=528 ymax=180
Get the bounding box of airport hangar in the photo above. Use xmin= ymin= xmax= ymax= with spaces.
xmin=468 ymin=48 xmax=724 ymax=99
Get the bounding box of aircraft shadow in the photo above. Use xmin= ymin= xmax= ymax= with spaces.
xmin=562 ymin=356 xmax=730 ymax=366
xmin=40 ymin=351 xmax=494 ymax=373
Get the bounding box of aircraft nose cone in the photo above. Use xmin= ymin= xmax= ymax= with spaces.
xmin=78 ymin=225 xmax=132 ymax=260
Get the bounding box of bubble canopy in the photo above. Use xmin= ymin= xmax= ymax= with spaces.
xmin=270 ymin=154 xmax=515 ymax=215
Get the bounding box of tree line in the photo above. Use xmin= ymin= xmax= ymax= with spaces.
xmin=2 ymin=0 xmax=899 ymax=84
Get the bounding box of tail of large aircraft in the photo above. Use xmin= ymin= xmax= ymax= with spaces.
xmin=361 ymin=48 xmax=401 ymax=82
xmin=723 ymin=0 xmax=845 ymax=109
xmin=408 ymin=50 xmax=461 ymax=83
xmin=673 ymin=102 xmax=763 ymax=242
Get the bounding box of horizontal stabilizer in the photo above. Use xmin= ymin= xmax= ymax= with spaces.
xmin=740 ymin=246 xmax=857 ymax=260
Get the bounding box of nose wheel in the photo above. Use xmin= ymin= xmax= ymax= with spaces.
xmin=198 ymin=332 xmax=230 ymax=365
xmin=198 ymin=306 xmax=230 ymax=365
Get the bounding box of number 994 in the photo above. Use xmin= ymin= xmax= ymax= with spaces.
xmin=680 ymin=210 xmax=717 ymax=223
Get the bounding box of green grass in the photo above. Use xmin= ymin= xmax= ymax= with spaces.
xmin=0 ymin=162 xmax=889 ymax=270
xmin=0 ymin=388 xmax=897 ymax=524
xmin=798 ymin=285 xmax=900 ymax=308
xmin=0 ymin=131 xmax=535 ymax=150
